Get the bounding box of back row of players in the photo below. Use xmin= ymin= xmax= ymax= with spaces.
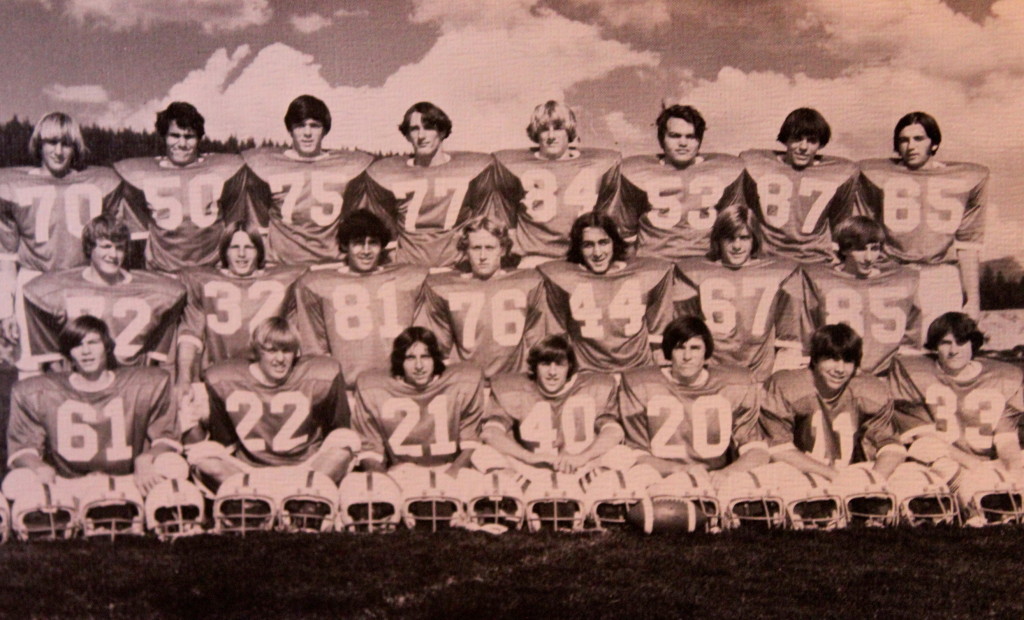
xmin=0 ymin=97 xmax=1007 ymax=537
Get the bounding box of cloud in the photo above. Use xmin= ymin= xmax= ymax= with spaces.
xmin=334 ymin=8 xmax=369 ymax=19
xmin=50 ymin=0 xmax=271 ymax=33
xmin=289 ymin=12 xmax=332 ymax=34
xmin=43 ymin=83 xmax=110 ymax=104
xmin=552 ymin=0 xmax=672 ymax=30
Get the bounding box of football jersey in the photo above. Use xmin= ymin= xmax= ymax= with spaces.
xmin=114 ymin=153 xmax=250 ymax=272
xmin=241 ymin=147 xmax=373 ymax=264
xmin=799 ymin=263 xmax=921 ymax=375
xmin=412 ymin=268 xmax=546 ymax=379
xmin=609 ymin=153 xmax=746 ymax=260
xmin=293 ymin=262 xmax=429 ymax=388
xmin=675 ymin=256 xmax=803 ymax=382
xmin=761 ymin=368 xmax=900 ymax=465
xmin=0 ymin=166 xmax=121 ymax=273
xmin=352 ymin=363 xmax=484 ymax=468
xmin=178 ymin=264 xmax=308 ymax=370
xmin=347 ymin=152 xmax=501 ymax=268
xmin=618 ymin=365 xmax=765 ymax=470
xmin=858 ymin=158 xmax=987 ymax=265
xmin=492 ymin=148 xmax=620 ymax=261
xmin=538 ymin=258 xmax=676 ymax=372
xmin=888 ymin=355 xmax=1023 ymax=460
xmin=484 ymin=371 xmax=619 ymax=457
xmin=740 ymin=150 xmax=860 ymax=264
xmin=7 ymin=366 xmax=178 ymax=478
xmin=22 ymin=267 xmax=186 ymax=367
xmin=204 ymin=356 xmax=349 ymax=467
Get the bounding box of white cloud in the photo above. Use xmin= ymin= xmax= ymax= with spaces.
xmin=289 ymin=12 xmax=332 ymax=34
xmin=43 ymin=83 xmax=110 ymax=104
xmin=54 ymin=0 xmax=271 ymax=33
xmin=334 ymin=8 xmax=369 ymax=19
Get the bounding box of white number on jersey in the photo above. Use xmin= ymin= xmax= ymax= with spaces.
xmin=519 ymin=395 xmax=597 ymax=456
xmin=925 ymin=384 xmax=1004 ymax=452
xmin=382 ymin=395 xmax=457 ymax=457
xmin=66 ymin=296 xmax=154 ymax=359
xmin=56 ymin=398 xmax=133 ymax=462
xmin=881 ymin=177 xmax=964 ymax=235
xmin=142 ymin=174 xmax=223 ymax=230
xmin=645 ymin=175 xmax=724 ymax=230
xmin=824 ymin=286 xmax=908 ymax=344
xmin=227 ymin=390 xmax=311 ymax=453
xmin=331 ymin=280 xmax=401 ymax=341
xmin=519 ymin=168 xmax=599 ymax=223
xmin=204 ymin=280 xmax=286 ymax=336
xmin=569 ymin=280 xmax=643 ymax=339
xmin=757 ymin=174 xmax=839 ymax=233
xmin=16 ymin=183 xmax=104 ymax=242
xmin=698 ymin=274 xmax=782 ymax=337
xmin=648 ymin=394 xmax=732 ymax=460
xmin=446 ymin=288 xmax=528 ymax=349
xmin=808 ymin=409 xmax=856 ymax=466
xmin=269 ymin=171 xmax=348 ymax=227
xmin=391 ymin=177 xmax=469 ymax=232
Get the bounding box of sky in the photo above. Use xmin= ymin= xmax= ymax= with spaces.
xmin=2 ymin=0 xmax=1022 ymax=263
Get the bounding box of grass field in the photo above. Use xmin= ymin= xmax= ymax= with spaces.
xmin=2 ymin=527 xmax=1023 ymax=619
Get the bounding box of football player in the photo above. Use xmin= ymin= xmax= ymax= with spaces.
xmin=352 ymin=326 xmax=484 ymax=477
xmin=412 ymin=217 xmax=546 ymax=380
xmin=345 ymin=102 xmax=500 ymax=268
xmin=606 ymin=104 xmax=746 ymax=260
xmin=293 ymin=210 xmax=428 ymax=389
xmin=492 ymin=101 xmax=620 ymax=267
xmin=21 ymin=216 xmax=185 ymax=368
xmin=799 ymin=216 xmax=921 ymax=376
xmin=740 ymin=108 xmax=861 ymax=264
xmin=188 ymin=317 xmax=355 ymax=487
xmin=537 ymin=212 xmax=677 ymax=372
xmin=0 ymin=112 xmax=122 ymax=372
xmin=481 ymin=335 xmax=623 ymax=478
xmin=113 ymin=102 xmax=250 ymax=272
xmin=675 ymin=203 xmax=804 ymax=381
xmin=761 ymin=323 xmax=906 ymax=482
xmin=242 ymin=95 xmax=373 ymax=264
xmin=618 ymin=316 xmax=769 ymax=480
xmin=858 ymin=112 xmax=986 ymax=322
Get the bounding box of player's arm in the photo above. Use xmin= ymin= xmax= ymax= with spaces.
xmin=7 ymin=384 xmax=57 ymax=483
xmin=556 ymin=419 xmax=624 ymax=474
xmin=957 ymin=248 xmax=980 ymax=320
xmin=411 ymin=282 xmax=455 ymax=356
xmin=712 ymin=382 xmax=770 ymax=483
xmin=448 ymin=372 xmax=485 ymax=477
xmin=857 ymin=387 xmax=907 ymax=479
xmin=292 ymin=278 xmax=330 ymax=356
xmin=350 ymin=384 xmax=388 ymax=472
xmin=136 ymin=371 xmax=184 ymax=493
xmin=479 ymin=393 xmax=549 ymax=467
xmin=617 ymin=375 xmax=689 ymax=476
xmin=761 ymin=377 xmax=839 ymax=480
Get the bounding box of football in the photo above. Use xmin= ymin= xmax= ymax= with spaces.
xmin=626 ymin=498 xmax=706 ymax=534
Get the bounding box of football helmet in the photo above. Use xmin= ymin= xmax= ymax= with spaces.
xmin=212 ymin=472 xmax=277 ymax=535
xmin=523 ymin=471 xmax=586 ymax=533
xmin=461 ymin=469 xmax=527 ymax=530
xmin=776 ymin=469 xmax=845 ymax=530
xmin=145 ymin=478 xmax=206 ymax=540
xmin=277 ymin=470 xmax=338 ymax=533
xmin=958 ymin=465 xmax=1024 ymax=526
xmin=647 ymin=468 xmax=721 ymax=532
xmin=582 ymin=468 xmax=649 ymax=531
xmin=390 ymin=465 xmax=464 ymax=532
xmin=3 ymin=470 xmax=78 ymax=540
xmin=832 ymin=466 xmax=898 ymax=528
xmin=717 ymin=465 xmax=786 ymax=530
xmin=888 ymin=463 xmax=960 ymax=526
xmin=337 ymin=471 xmax=403 ymax=533
xmin=78 ymin=475 xmax=146 ymax=539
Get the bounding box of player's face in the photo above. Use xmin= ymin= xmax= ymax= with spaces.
xmin=897 ymin=123 xmax=936 ymax=170
xmin=346 ymin=236 xmax=383 ymax=273
xmin=580 ymin=226 xmax=614 ymax=275
xmin=661 ymin=117 xmax=701 ymax=168
xmin=41 ymin=137 xmax=75 ymax=177
xmin=670 ymin=336 xmax=707 ymax=384
xmin=720 ymin=226 xmax=754 ymax=267
xmin=466 ymin=229 xmax=503 ymax=279
xmin=69 ymin=332 xmax=108 ymax=377
xmin=256 ymin=345 xmax=297 ymax=384
xmin=813 ymin=357 xmax=855 ymax=393
xmin=844 ymin=242 xmax=882 ymax=277
xmin=290 ymin=119 xmax=326 ymax=158
xmin=164 ymin=121 xmax=200 ymax=167
xmin=784 ymin=135 xmax=821 ymax=170
xmin=537 ymin=123 xmax=571 ymax=160
xmin=535 ymin=359 xmax=571 ymax=394
xmin=405 ymin=112 xmax=443 ymax=161
xmin=402 ymin=341 xmax=436 ymax=388
xmin=90 ymin=238 xmax=125 ymax=276
xmin=935 ymin=334 xmax=974 ymax=374
xmin=225 ymin=231 xmax=259 ymax=277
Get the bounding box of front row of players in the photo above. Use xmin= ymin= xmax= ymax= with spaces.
xmin=1 ymin=306 xmax=1021 ymax=540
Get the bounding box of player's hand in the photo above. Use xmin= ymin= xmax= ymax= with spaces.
xmin=553 ymin=453 xmax=587 ymax=474
xmin=133 ymin=460 xmax=165 ymax=495
xmin=1 ymin=316 xmax=19 ymax=344
xmin=707 ymin=469 xmax=730 ymax=488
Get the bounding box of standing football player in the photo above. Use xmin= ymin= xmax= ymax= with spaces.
xmin=345 ymin=102 xmax=499 ymax=268
xmin=537 ymin=212 xmax=677 ymax=372
xmin=21 ymin=216 xmax=185 ymax=368
xmin=412 ymin=217 xmax=546 ymax=380
xmin=242 ymin=95 xmax=373 ymax=264
xmin=740 ymin=108 xmax=861 ymax=264
xmin=492 ymin=101 xmax=620 ymax=267
xmin=607 ymin=104 xmax=746 ymax=260
xmin=675 ymin=204 xmax=804 ymax=381
xmin=799 ymin=216 xmax=921 ymax=376
xmin=858 ymin=112 xmax=986 ymax=323
xmin=114 ymin=102 xmax=250 ymax=272
xmin=293 ymin=210 xmax=428 ymax=389
xmin=0 ymin=112 xmax=122 ymax=372
xmin=481 ymin=335 xmax=623 ymax=478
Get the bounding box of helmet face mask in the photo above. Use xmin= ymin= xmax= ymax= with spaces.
xmin=79 ymin=476 xmax=146 ymax=539
xmin=391 ymin=467 xmax=465 ymax=533
xmin=889 ymin=463 xmax=960 ymax=527
xmin=726 ymin=496 xmax=786 ymax=530
xmin=145 ymin=478 xmax=206 ymax=540
xmin=524 ymin=472 xmax=586 ymax=533
xmin=975 ymin=491 xmax=1024 ymax=525
xmin=213 ymin=474 xmax=277 ymax=535
xmin=846 ymin=494 xmax=898 ymax=528
xmin=344 ymin=501 xmax=400 ymax=533
xmin=583 ymin=469 xmax=647 ymax=531
xmin=280 ymin=496 xmax=335 ymax=533
xmin=719 ymin=468 xmax=787 ymax=530
xmin=469 ymin=496 xmax=524 ymax=529
xmin=18 ymin=504 xmax=78 ymax=540
xmin=337 ymin=472 xmax=402 ymax=533
xmin=649 ymin=470 xmax=721 ymax=532
xmin=786 ymin=496 xmax=844 ymax=530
